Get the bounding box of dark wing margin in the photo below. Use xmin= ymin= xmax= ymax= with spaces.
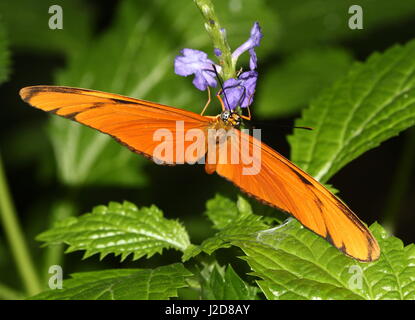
xmin=19 ymin=85 xmax=209 ymax=123
xmin=20 ymin=85 xmax=213 ymax=165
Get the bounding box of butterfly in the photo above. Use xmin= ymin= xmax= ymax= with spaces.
xmin=19 ymin=85 xmax=380 ymax=262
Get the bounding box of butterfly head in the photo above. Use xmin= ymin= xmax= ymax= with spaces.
xmin=220 ymin=110 xmax=242 ymax=127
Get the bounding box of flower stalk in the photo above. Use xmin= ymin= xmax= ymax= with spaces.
xmin=193 ymin=0 xmax=235 ymax=80
xmin=178 ymin=1 xmax=263 ymax=111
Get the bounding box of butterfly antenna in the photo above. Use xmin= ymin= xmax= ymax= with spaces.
xmin=212 ymin=64 xmax=231 ymax=111
xmin=293 ymin=126 xmax=313 ymax=131
xmin=250 ymin=121 xmax=313 ymax=131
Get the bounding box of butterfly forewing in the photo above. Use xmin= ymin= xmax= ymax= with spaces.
xmin=20 ymin=86 xmax=212 ymax=164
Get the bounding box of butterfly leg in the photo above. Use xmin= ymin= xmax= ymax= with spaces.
xmin=216 ymin=91 xmax=226 ymax=111
xmin=200 ymin=87 xmax=212 ymax=116
xmin=240 ymin=89 xmax=255 ymax=121
xmin=241 ymin=106 xmax=251 ymax=121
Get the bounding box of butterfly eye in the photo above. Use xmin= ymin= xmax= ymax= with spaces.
xmin=221 ymin=110 xmax=231 ymax=121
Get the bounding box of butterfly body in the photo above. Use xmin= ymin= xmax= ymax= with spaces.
xmin=20 ymin=85 xmax=380 ymax=262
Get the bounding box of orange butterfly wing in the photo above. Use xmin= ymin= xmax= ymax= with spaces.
xmin=19 ymin=86 xmax=212 ymax=164
xmin=20 ymin=85 xmax=380 ymax=261
xmin=214 ymin=129 xmax=380 ymax=262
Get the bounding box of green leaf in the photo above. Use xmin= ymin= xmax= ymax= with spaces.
xmin=289 ymin=39 xmax=415 ymax=183
xmin=182 ymin=244 xmax=203 ymax=263
xmin=0 ymin=0 xmax=91 ymax=54
xmin=203 ymin=202 xmax=267 ymax=252
xmin=37 ymin=201 xmax=192 ymax=261
xmin=232 ymin=220 xmax=415 ymax=300
xmin=205 ymin=194 xmax=253 ymax=230
xmin=183 ymin=197 xmax=268 ymax=261
xmin=200 ymin=263 xmax=258 ymax=300
xmin=30 ymin=263 xmax=192 ymax=300
xmin=256 ymin=48 xmax=353 ymax=118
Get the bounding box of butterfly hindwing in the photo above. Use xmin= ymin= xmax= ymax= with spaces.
xmin=214 ymin=129 xmax=380 ymax=262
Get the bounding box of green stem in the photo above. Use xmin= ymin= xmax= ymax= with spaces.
xmin=42 ymin=197 xmax=77 ymax=283
xmin=193 ymin=0 xmax=235 ymax=79
xmin=0 ymin=152 xmax=41 ymax=296
xmin=381 ymin=127 xmax=415 ymax=233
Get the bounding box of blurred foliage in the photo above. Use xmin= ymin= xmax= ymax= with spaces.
xmin=256 ymin=48 xmax=354 ymax=118
xmin=0 ymin=20 xmax=9 ymax=84
xmin=0 ymin=0 xmax=92 ymax=55
xmin=268 ymin=0 xmax=415 ymax=52
xmin=0 ymin=0 xmax=415 ymax=300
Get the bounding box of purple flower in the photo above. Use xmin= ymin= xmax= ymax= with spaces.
xmin=232 ymin=22 xmax=263 ymax=70
xmin=222 ymin=71 xmax=258 ymax=110
xmin=174 ymin=49 xmax=219 ymax=91
xmin=174 ymin=22 xmax=263 ymax=99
